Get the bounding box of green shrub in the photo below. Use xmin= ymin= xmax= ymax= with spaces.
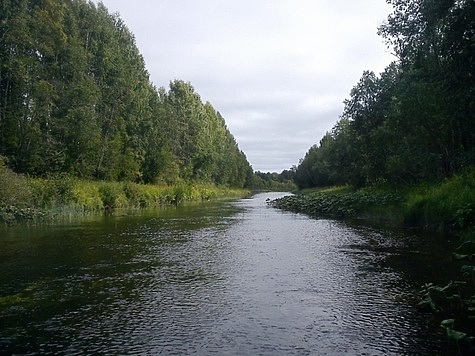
xmin=1 ymin=170 xmax=250 ymax=223
xmin=72 ymin=181 xmax=103 ymax=211
xmin=51 ymin=173 xmax=75 ymax=205
xmin=404 ymin=168 xmax=475 ymax=232
xmin=28 ymin=173 xmax=75 ymax=208
xmin=123 ymin=182 xmax=145 ymax=207
xmin=98 ymin=183 xmax=125 ymax=209
xmin=0 ymin=157 xmax=32 ymax=207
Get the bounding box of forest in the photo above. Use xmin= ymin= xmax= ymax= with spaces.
xmin=0 ymin=0 xmax=253 ymax=188
xmin=293 ymin=0 xmax=474 ymax=190
xmin=1 ymin=0 xmax=474 ymax=199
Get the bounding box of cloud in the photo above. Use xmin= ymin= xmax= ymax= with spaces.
xmin=94 ymin=0 xmax=394 ymax=172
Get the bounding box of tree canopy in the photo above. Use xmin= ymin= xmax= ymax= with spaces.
xmin=294 ymin=0 xmax=474 ymax=189
xmin=0 ymin=0 xmax=252 ymax=187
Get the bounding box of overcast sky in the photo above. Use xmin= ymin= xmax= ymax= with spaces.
xmin=93 ymin=0 xmax=394 ymax=172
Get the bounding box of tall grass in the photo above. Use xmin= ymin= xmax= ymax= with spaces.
xmin=404 ymin=167 xmax=475 ymax=235
xmin=0 ymin=157 xmax=45 ymax=224
xmin=0 ymin=157 xmax=249 ymax=225
xmin=0 ymin=157 xmax=32 ymax=207
xmin=73 ymin=181 xmax=246 ymax=211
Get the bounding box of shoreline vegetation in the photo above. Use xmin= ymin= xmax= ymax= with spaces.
xmin=0 ymin=160 xmax=249 ymax=226
xmin=271 ymin=166 xmax=474 ymax=239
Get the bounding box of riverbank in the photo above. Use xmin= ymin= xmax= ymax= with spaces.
xmin=0 ymin=162 xmax=250 ymax=225
xmin=271 ymin=167 xmax=475 ymax=238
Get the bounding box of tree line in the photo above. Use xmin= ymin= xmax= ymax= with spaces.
xmin=294 ymin=0 xmax=474 ymax=189
xmin=250 ymin=170 xmax=296 ymax=191
xmin=0 ymin=0 xmax=253 ymax=187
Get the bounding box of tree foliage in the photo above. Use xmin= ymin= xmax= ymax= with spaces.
xmin=294 ymin=0 xmax=474 ymax=189
xmin=0 ymin=0 xmax=252 ymax=188
xmin=250 ymin=169 xmax=296 ymax=191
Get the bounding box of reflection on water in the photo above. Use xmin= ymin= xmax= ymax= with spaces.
xmin=0 ymin=193 xmax=459 ymax=354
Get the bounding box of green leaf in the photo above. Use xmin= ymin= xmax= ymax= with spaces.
xmin=441 ymin=319 xmax=467 ymax=341
xmin=440 ymin=319 xmax=455 ymax=328
xmin=446 ymin=328 xmax=466 ymax=342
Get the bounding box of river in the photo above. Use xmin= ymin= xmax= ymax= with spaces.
xmin=0 ymin=192 xmax=461 ymax=355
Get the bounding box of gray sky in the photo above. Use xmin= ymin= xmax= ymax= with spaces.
xmin=94 ymin=0 xmax=394 ymax=172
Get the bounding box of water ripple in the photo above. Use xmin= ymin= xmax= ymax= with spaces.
xmin=0 ymin=193 xmax=458 ymax=355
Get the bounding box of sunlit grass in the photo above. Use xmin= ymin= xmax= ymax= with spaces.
xmin=71 ymin=181 xmax=250 ymax=213
xmin=1 ymin=159 xmax=250 ymax=224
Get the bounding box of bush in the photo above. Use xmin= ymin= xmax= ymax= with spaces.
xmin=0 ymin=157 xmax=48 ymax=224
xmin=0 ymin=157 xmax=32 ymax=207
xmin=123 ymin=182 xmax=145 ymax=207
xmin=404 ymin=168 xmax=475 ymax=232
xmin=98 ymin=183 xmax=126 ymax=209
xmin=1 ymin=169 xmax=250 ymax=223
xmin=28 ymin=173 xmax=75 ymax=208
xmin=72 ymin=181 xmax=103 ymax=211
xmin=51 ymin=173 xmax=75 ymax=205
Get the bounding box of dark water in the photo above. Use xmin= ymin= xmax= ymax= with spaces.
xmin=0 ymin=192 xmax=461 ymax=355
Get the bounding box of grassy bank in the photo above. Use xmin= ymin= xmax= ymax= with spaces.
xmin=271 ymin=167 xmax=475 ymax=237
xmin=0 ymin=161 xmax=249 ymax=225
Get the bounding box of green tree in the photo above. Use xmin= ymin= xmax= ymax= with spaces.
xmin=0 ymin=0 xmax=252 ymax=188
xmin=379 ymin=0 xmax=474 ymax=178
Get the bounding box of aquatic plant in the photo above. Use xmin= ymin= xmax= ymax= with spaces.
xmin=418 ymin=281 xmax=464 ymax=314
xmin=269 ymin=188 xmax=404 ymax=222
xmin=0 ymin=205 xmax=47 ymax=225
xmin=440 ymin=319 xmax=466 ymax=341
xmin=417 ymin=262 xmax=475 ymax=347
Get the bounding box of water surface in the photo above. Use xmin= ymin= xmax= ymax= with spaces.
xmin=0 ymin=192 xmax=459 ymax=354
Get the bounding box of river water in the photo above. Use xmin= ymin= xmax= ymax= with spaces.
xmin=0 ymin=192 xmax=461 ymax=355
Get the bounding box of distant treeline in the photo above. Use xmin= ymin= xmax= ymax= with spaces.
xmin=294 ymin=0 xmax=474 ymax=189
xmin=0 ymin=0 xmax=252 ymax=187
xmin=250 ymin=170 xmax=296 ymax=191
